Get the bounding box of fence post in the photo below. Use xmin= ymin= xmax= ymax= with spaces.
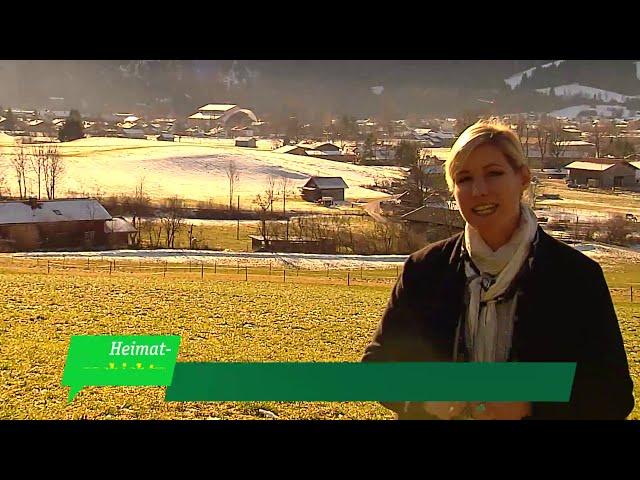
xmin=269 ymin=261 xmax=272 ymax=276
xmin=214 ymin=262 xmax=217 ymax=274
xmin=347 ymin=272 xmax=350 ymax=286
xmin=47 ymin=260 xmax=50 ymax=274
xmin=164 ymin=261 xmax=167 ymax=278
xmin=631 ymin=286 xmax=634 ymax=303
xmin=283 ymin=269 xmax=286 ymax=283
xmin=109 ymin=262 xmax=112 ymax=275
xmin=245 ymin=266 xmax=248 ymax=281
xmin=396 ymin=265 xmax=399 ymax=277
xmin=201 ymin=262 xmax=204 ymax=280
xmin=87 ymin=258 xmax=90 ymax=270
xmin=361 ymin=265 xmax=363 ymax=280
xmin=237 ymin=260 xmax=240 ymax=274
xmin=326 ymin=264 xmax=329 ymax=277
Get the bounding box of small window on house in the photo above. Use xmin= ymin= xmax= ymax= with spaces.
xmin=52 ymin=209 xmax=62 ymax=215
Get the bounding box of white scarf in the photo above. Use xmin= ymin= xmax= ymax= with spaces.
xmin=463 ymin=204 xmax=538 ymax=362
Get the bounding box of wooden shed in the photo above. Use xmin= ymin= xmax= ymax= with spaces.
xmin=301 ymin=177 xmax=349 ymax=202
xmin=0 ymin=198 xmax=113 ymax=251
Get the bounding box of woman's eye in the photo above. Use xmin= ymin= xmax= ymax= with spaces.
xmin=487 ymin=171 xmax=504 ymax=177
xmin=456 ymin=177 xmax=471 ymax=184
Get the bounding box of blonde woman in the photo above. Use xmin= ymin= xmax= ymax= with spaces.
xmin=362 ymin=120 xmax=634 ymax=420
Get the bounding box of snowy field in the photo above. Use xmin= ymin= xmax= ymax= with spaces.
xmin=0 ymin=136 xmax=405 ymax=204
xmin=7 ymin=240 xmax=640 ymax=270
xmin=7 ymin=249 xmax=409 ymax=270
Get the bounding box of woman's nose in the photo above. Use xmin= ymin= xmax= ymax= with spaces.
xmin=471 ymin=178 xmax=488 ymax=196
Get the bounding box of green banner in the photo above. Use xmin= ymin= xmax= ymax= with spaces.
xmin=165 ymin=362 xmax=576 ymax=402
xmin=62 ymin=335 xmax=181 ymax=402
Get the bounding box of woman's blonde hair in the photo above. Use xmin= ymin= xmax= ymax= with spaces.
xmin=445 ymin=119 xmax=527 ymax=192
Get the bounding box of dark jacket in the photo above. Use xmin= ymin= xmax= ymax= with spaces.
xmin=362 ymin=228 xmax=635 ymax=420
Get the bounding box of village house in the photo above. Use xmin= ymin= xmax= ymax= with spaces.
xmin=104 ymin=217 xmax=138 ymax=248
xmin=273 ymin=144 xmax=308 ymax=155
xmin=401 ymin=202 xmax=464 ymax=241
xmin=235 ymin=137 xmax=257 ymax=148
xmin=248 ymin=235 xmax=337 ymax=254
xmin=187 ymin=103 xmax=258 ymax=132
xmin=156 ymin=132 xmax=175 ymax=142
xmin=301 ymin=177 xmax=349 ymax=202
xmin=564 ymin=159 xmax=639 ymax=189
xmin=631 ymin=161 xmax=640 ymax=182
xmin=0 ymin=198 xmax=136 ymax=252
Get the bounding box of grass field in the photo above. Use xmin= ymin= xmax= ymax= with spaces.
xmin=536 ymin=179 xmax=640 ymax=217
xmin=1 ymin=256 xmax=638 ymax=420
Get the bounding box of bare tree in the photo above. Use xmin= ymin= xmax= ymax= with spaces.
xmin=0 ymin=152 xmax=8 ymax=197
xmin=254 ymin=189 xmax=276 ymax=249
xmin=131 ymin=177 xmax=150 ymax=247
xmin=535 ymin=124 xmax=551 ymax=170
xmin=40 ymin=145 xmax=63 ymax=199
xmin=406 ymin=150 xmax=442 ymax=206
xmin=279 ymin=174 xmax=291 ymax=215
xmin=160 ymin=196 xmax=185 ymax=248
xmin=225 ymin=159 xmax=240 ymax=211
xmin=548 ymin=120 xmax=568 ymax=164
xmin=187 ymin=223 xmax=196 ymax=249
xmin=29 ymin=144 xmax=49 ymax=199
xmin=591 ymin=121 xmax=602 ymax=158
xmin=10 ymin=144 xmax=29 ymax=199
xmin=266 ymin=174 xmax=277 ymax=213
xmin=141 ymin=218 xmax=163 ymax=248
xmin=516 ymin=115 xmax=530 ymax=158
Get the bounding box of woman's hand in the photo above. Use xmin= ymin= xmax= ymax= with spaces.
xmin=421 ymin=401 xmax=468 ymax=420
xmin=469 ymin=402 xmax=532 ymax=420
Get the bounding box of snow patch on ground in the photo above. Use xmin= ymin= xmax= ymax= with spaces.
xmin=7 ymin=241 xmax=640 ymax=269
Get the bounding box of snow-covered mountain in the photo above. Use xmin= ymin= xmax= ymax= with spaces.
xmin=504 ymin=60 xmax=565 ymax=89
xmin=549 ymin=104 xmax=640 ymax=120
xmin=504 ymin=60 xmax=640 ymax=97
xmin=536 ymin=84 xmax=640 ymax=103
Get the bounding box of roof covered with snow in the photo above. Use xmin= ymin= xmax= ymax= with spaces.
xmin=104 ymin=217 xmax=136 ymax=234
xmin=198 ymin=104 xmax=237 ymax=112
xmin=564 ymin=161 xmax=615 ymax=171
xmin=0 ymin=199 xmax=112 ymax=225
xmin=304 ymin=177 xmax=349 ymax=189
xmin=188 ymin=112 xmax=223 ymax=121
xmin=273 ymin=145 xmax=306 ymax=154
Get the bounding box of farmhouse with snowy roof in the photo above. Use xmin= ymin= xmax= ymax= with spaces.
xmin=187 ymin=103 xmax=258 ymax=132
xmin=564 ymin=159 xmax=638 ymax=189
xmin=0 ymin=198 xmax=136 ymax=251
xmin=301 ymin=177 xmax=349 ymax=202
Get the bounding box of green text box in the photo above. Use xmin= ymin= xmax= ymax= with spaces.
xmin=165 ymin=362 xmax=576 ymax=402
xmin=62 ymin=335 xmax=181 ymax=402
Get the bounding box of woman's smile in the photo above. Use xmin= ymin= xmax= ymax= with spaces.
xmin=471 ymin=203 xmax=499 ymax=216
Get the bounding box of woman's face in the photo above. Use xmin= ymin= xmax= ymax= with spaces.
xmin=452 ymin=143 xmax=530 ymax=249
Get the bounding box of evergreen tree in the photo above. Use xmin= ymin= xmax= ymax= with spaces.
xmin=5 ymin=108 xmax=15 ymax=130
xmin=394 ymin=140 xmax=419 ymax=167
xmin=58 ymin=109 xmax=85 ymax=142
